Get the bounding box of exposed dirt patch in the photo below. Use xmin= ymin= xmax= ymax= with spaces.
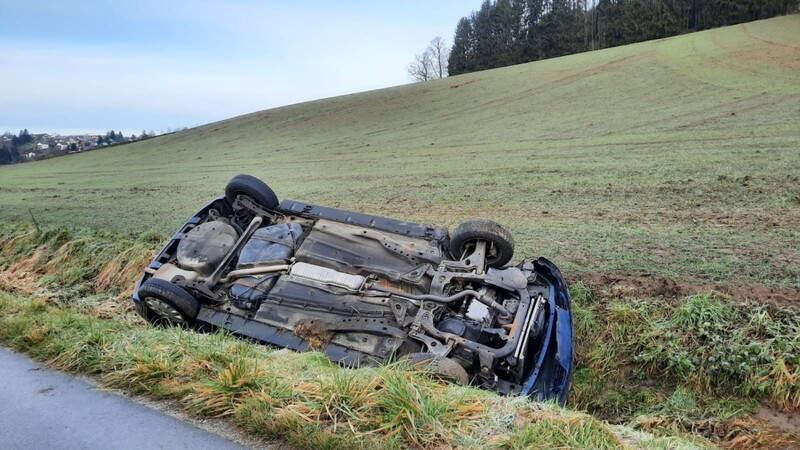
xmin=637 ymin=415 xmax=799 ymax=449
xmin=572 ymin=271 xmax=800 ymax=307
xmin=449 ymin=80 xmax=476 ymax=89
xmin=758 ymin=406 xmax=800 ymax=436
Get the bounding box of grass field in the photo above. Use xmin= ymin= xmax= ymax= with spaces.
xmin=1 ymin=16 xmax=798 ymax=289
xmin=1 ymin=15 xmax=799 ymax=448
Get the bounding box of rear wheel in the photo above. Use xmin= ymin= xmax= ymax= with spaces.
xmin=225 ymin=174 xmax=279 ymax=211
xmin=449 ymin=219 xmax=514 ymax=268
xmin=138 ymin=278 xmax=200 ymax=326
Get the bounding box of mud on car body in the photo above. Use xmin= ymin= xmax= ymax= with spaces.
xmin=133 ymin=174 xmax=573 ymax=402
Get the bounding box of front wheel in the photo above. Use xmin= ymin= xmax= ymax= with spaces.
xmin=406 ymin=353 xmax=470 ymax=385
xmin=138 ymin=278 xmax=200 ymax=326
xmin=449 ymin=218 xmax=514 ymax=268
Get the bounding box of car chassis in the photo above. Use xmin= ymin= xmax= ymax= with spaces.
xmin=133 ymin=175 xmax=572 ymax=402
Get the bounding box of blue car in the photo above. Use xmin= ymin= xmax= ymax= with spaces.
xmin=133 ymin=174 xmax=573 ymax=403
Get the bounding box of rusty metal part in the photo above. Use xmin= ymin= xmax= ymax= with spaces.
xmin=376 ymin=279 xmax=416 ymax=294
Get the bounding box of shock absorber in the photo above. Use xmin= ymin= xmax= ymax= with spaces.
xmin=233 ymin=208 xmax=251 ymax=231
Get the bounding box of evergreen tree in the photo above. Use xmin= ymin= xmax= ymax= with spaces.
xmin=449 ymin=17 xmax=475 ymax=75
xmin=0 ymin=146 xmax=12 ymax=165
xmin=12 ymin=129 xmax=33 ymax=147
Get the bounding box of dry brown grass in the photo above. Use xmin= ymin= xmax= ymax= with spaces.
xmin=759 ymin=358 xmax=800 ymax=412
xmin=95 ymin=244 xmax=156 ymax=293
xmin=0 ymin=224 xmax=159 ymax=298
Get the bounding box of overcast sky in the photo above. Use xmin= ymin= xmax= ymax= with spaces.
xmin=0 ymin=1 xmax=483 ymax=135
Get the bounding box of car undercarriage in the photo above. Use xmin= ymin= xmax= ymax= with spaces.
xmin=133 ymin=174 xmax=573 ymax=402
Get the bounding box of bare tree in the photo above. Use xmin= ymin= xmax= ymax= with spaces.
xmin=428 ymin=36 xmax=449 ymax=79
xmin=407 ymin=50 xmax=434 ymax=82
xmin=406 ymin=37 xmax=450 ymax=82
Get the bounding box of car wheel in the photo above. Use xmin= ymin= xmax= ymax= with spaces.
xmin=449 ymin=218 xmax=514 ymax=268
xmin=225 ymin=174 xmax=279 ymax=211
xmin=138 ymin=278 xmax=200 ymax=326
xmin=406 ymin=353 xmax=470 ymax=385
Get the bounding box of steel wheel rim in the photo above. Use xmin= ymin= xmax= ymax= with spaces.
xmin=461 ymin=239 xmax=499 ymax=264
xmin=144 ymin=296 xmax=185 ymax=323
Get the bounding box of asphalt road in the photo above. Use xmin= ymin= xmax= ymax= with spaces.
xmin=0 ymin=346 xmax=249 ymax=450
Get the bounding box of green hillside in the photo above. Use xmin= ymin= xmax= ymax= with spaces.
xmin=1 ymin=16 xmax=798 ymax=288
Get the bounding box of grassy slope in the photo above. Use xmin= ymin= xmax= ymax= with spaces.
xmin=1 ymin=17 xmax=798 ymax=287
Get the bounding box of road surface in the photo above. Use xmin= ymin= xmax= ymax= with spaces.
xmin=0 ymin=346 xmax=250 ymax=449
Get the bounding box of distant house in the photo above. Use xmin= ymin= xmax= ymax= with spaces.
xmin=36 ymin=143 xmax=49 ymax=150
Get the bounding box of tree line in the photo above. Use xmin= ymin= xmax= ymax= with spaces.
xmin=448 ymin=0 xmax=798 ymax=76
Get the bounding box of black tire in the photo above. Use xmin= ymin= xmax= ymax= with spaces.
xmin=138 ymin=278 xmax=200 ymax=326
xmin=225 ymin=174 xmax=279 ymax=211
xmin=449 ymin=218 xmax=514 ymax=268
xmin=406 ymin=353 xmax=469 ymax=385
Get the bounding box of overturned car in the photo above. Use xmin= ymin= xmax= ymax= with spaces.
xmin=133 ymin=174 xmax=573 ymax=402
